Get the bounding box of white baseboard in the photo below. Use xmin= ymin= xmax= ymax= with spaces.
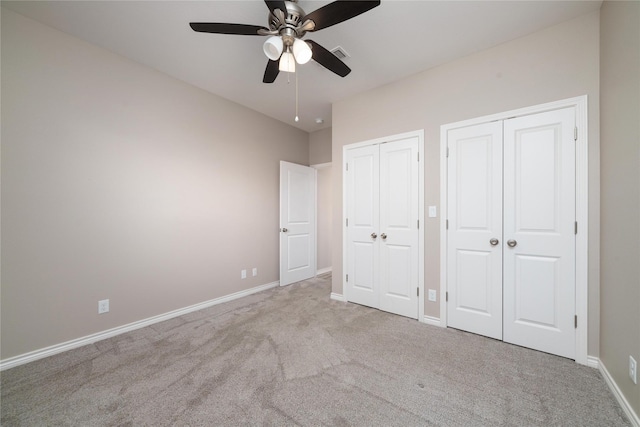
xmin=599 ymin=358 xmax=640 ymax=426
xmin=0 ymin=280 xmax=280 ymax=372
xmin=587 ymin=355 xmax=599 ymax=369
xmin=330 ymin=292 xmax=346 ymax=302
xmin=422 ymin=315 xmax=442 ymax=327
xmin=316 ymin=267 xmax=332 ymax=275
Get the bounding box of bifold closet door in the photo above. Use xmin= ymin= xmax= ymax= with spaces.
xmin=346 ymin=137 xmax=420 ymax=319
xmin=447 ymin=122 xmax=504 ymax=340
xmin=502 ymin=108 xmax=576 ymax=359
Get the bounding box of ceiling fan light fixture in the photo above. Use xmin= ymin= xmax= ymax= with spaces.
xmin=292 ymin=39 xmax=312 ymax=64
xmin=279 ymin=50 xmax=296 ymax=73
xmin=263 ymin=36 xmax=283 ymax=61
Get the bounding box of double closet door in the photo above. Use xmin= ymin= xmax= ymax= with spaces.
xmin=345 ymin=136 xmax=420 ymax=319
xmin=447 ymin=107 xmax=576 ymax=359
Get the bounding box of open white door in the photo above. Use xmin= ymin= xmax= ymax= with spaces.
xmin=280 ymin=161 xmax=316 ymax=286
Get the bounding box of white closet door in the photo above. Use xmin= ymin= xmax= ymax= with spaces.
xmin=346 ymin=145 xmax=380 ymax=309
xmin=446 ymin=122 xmax=504 ymax=339
xmin=379 ymin=138 xmax=420 ymax=319
xmin=503 ymin=108 xmax=576 ymax=359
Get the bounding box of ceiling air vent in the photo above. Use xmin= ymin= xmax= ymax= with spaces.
xmin=330 ymin=46 xmax=350 ymax=60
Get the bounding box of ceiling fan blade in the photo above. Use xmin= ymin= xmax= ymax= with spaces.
xmin=189 ymin=23 xmax=268 ymax=36
xmin=264 ymin=0 xmax=288 ymax=15
xmin=303 ymin=1 xmax=380 ymax=32
xmin=263 ymin=60 xmax=280 ymax=83
xmin=307 ymin=40 xmax=351 ymax=77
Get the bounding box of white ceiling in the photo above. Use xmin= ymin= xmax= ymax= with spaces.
xmin=3 ymin=0 xmax=602 ymax=132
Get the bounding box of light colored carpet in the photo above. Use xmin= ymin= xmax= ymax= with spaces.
xmin=1 ymin=274 xmax=630 ymax=426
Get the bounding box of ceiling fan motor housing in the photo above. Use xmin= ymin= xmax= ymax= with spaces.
xmin=268 ymin=1 xmax=313 ymax=46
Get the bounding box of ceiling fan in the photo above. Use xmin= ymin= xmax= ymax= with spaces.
xmin=190 ymin=0 xmax=381 ymax=83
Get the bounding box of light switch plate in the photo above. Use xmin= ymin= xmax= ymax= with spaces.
xmin=428 ymin=206 xmax=437 ymax=218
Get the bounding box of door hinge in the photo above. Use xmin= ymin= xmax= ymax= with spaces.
xmin=574 ymin=315 xmax=578 ymax=328
xmin=417 ymin=219 xmax=420 ymax=229
xmin=345 ymin=163 xmax=349 ymax=171
xmin=446 ymin=219 xmax=449 ymax=230
xmin=346 ymin=218 xmax=349 ymax=227
xmin=574 ymin=127 xmax=578 ymax=141
xmin=446 ymin=291 xmax=449 ymax=302
xmin=446 ymin=147 xmax=449 ymax=158
xmin=346 ymin=274 xmax=349 ymax=283
xmin=417 ymin=152 xmax=420 ymax=162
xmin=417 ymin=287 xmax=419 ymax=297
xmin=575 ymin=221 xmax=578 ymax=235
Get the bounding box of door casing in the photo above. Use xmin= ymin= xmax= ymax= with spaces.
xmin=440 ymin=96 xmax=589 ymax=365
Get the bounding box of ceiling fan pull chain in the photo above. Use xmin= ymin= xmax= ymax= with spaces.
xmin=295 ymin=70 xmax=299 ymax=122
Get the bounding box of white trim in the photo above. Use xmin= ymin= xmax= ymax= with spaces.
xmin=330 ymin=292 xmax=346 ymax=302
xmin=311 ymin=162 xmax=332 ymax=170
xmin=439 ymin=96 xmax=589 ymax=365
xmin=316 ymin=266 xmax=332 ymax=275
xmin=599 ymin=359 xmax=640 ymax=426
xmin=0 ymin=280 xmax=280 ymax=371
xmin=342 ymin=130 xmax=425 ymax=320
xmin=422 ymin=315 xmax=442 ymax=327
xmin=587 ymin=355 xmax=600 ymax=369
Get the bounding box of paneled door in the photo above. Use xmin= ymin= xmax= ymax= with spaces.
xmin=280 ymin=161 xmax=316 ymax=286
xmin=446 ymin=107 xmax=576 ymax=359
xmin=503 ymin=108 xmax=576 ymax=359
xmin=446 ymin=122 xmax=504 ymax=340
xmin=346 ymin=136 xmax=420 ymax=319
xmin=378 ymin=139 xmax=420 ymax=318
xmin=345 ymin=145 xmax=380 ymax=308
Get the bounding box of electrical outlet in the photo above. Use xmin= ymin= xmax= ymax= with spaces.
xmin=241 ymin=269 xmax=247 ymax=279
xmin=428 ymin=289 xmax=437 ymax=302
xmin=98 ymin=299 xmax=109 ymax=314
xmin=630 ymin=356 xmax=637 ymax=385
xmin=252 ymin=268 xmax=258 ymax=277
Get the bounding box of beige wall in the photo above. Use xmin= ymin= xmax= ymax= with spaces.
xmin=309 ymin=127 xmax=332 ymax=165
xmin=0 ymin=8 xmax=308 ymax=360
xmin=309 ymin=128 xmax=333 ymax=273
xmin=315 ymin=166 xmax=332 ymax=272
xmin=332 ymin=12 xmax=601 ymax=356
xmin=600 ymin=0 xmax=640 ymax=414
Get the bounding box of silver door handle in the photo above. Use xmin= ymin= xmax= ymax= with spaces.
xmin=281 ymin=228 xmax=288 ymax=233
xmin=507 ymin=239 xmax=517 ymax=248
xmin=381 ymin=233 xmax=387 ymax=240
xmin=490 ymin=238 xmax=499 ymax=246
xmin=371 ymin=233 xmax=377 ymax=239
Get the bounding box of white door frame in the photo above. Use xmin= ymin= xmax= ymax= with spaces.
xmin=342 ymin=130 xmax=425 ymax=321
xmin=439 ymin=96 xmax=589 ymax=365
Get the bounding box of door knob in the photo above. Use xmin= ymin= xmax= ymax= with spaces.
xmin=490 ymin=238 xmax=499 ymax=246
xmin=507 ymin=239 xmax=517 ymax=248
xmin=371 ymin=233 xmax=377 ymax=239
xmin=281 ymin=228 xmax=288 ymax=233
xmin=381 ymin=233 xmax=387 ymax=240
